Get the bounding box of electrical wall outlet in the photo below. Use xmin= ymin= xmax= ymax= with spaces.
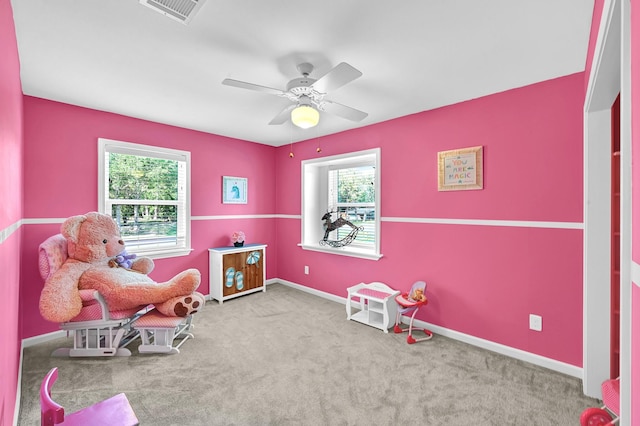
xmin=304 ymin=265 xmax=309 ymax=275
xmin=529 ymin=314 xmax=542 ymax=331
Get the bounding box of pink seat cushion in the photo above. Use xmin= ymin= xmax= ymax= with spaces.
xmin=395 ymin=294 xmax=422 ymax=308
xmin=78 ymin=289 xmax=99 ymax=302
xmin=396 ymin=293 xmax=428 ymax=306
xmin=65 ymin=290 xmax=145 ymax=322
xmin=38 ymin=234 xmax=68 ymax=281
xmin=63 ymin=393 xmax=138 ymax=426
xmin=356 ymin=288 xmax=392 ymax=299
xmin=69 ymin=304 xmax=142 ymax=322
xmin=133 ymin=311 xmax=184 ymax=329
xmin=601 ymin=378 xmax=620 ymax=415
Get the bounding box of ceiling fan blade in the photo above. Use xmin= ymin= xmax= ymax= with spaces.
xmin=222 ymin=78 xmax=285 ymax=96
xmin=268 ymin=104 xmax=296 ymax=125
xmin=321 ymin=100 xmax=368 ymax=122
xmin=311 ymin=62 xmax=362 ymax=94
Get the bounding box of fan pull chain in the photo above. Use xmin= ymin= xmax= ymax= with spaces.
xmin=289 ymin=121 xmax=294 ymax=158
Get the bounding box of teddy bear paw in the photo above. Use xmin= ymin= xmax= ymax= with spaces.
xmin=174 ymin=293 xmax=205 ymax=316
xmin=155 ymin=292 xmax=205 ymax=317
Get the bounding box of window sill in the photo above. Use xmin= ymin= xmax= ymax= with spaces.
xmin=137 ymin=248 xmax=194 ymax=260
xmin=299 ymin=244 xmax=383 ymax=260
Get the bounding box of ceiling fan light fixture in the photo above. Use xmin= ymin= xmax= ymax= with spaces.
xmin=291 ymin=105 xmax=319 ymax=129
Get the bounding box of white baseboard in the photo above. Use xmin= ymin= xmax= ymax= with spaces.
xmin=275 ymin=279 xmax=582 ymax=379
xmin=276 ymin=279 xmax=346 ymax=305
xmin=411 ymin=318 xmax=582 ymax=378
xmin=15 ymin=331 xmax=67 ymax=425
xmin=20 ymin=279 xmax=582 ymax=381
xmin=13 ymin=343 xmax=24 ymax=426
xmin=203 ymin=279 xmax=279 ymax=303
xmin=21 ymin=329 xmax=67 ymax=348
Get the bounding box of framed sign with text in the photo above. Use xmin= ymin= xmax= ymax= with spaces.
xmin=437 ymin=146 xmax=483 ymax=191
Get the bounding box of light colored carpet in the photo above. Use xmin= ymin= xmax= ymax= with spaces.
xmin=18 ymin=283 xmax=599 ymax=425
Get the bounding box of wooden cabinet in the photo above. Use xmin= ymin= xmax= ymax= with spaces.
xmin=209 ymin=244 xmax=266 ymax=304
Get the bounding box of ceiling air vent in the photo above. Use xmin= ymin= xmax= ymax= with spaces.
xmin=139 ymin=0 xmax=206 ymax=24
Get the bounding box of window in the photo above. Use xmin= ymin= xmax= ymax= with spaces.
xmin=98 ymin=138 xmax=191 ymax=258
xmin=301 ymin=148 xmax=381 ymax=260
xmin=329 ymin=165 xmax=376 ymax=243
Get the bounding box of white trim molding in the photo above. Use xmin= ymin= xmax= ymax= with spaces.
xmin=0 ymin=219 xmax=23 ymax=244
xmin=632 ymin=261 xmax=640 ymax=287
xmin=21 ymin=278 xmax=583 ymax=401
xmin=383 ymin=217 xmax=583 ymax=230
xmin=582 ymin=0 xmax=623 ymax=402
xmin=21 ymin=218 xmax=65 ymax=225
xmin=276 ymin=279 xmax=346 ymax=305
xmin=192 ymin=214 xmax=281 ymax=220
xmin=16 ymin=215 xmax=583 ymax=230
xmin=21 ymin=330 xmax=68 ymax=348
xmin=276 ymin=279 xmax=581 ymax=378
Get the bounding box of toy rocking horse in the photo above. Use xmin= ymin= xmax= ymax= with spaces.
xmin=320 ymin=211 xmax=362 ymax=248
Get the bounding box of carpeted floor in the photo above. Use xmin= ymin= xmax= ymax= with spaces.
xmin=18 ymin=283 xmax=599 ymax=425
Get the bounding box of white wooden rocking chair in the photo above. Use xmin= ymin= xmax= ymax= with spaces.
xmin=38 ymin=234 xmax=148 ymax=357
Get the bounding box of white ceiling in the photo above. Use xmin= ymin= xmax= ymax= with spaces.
xmin=11 ymin=0 xmax=594 ymax=147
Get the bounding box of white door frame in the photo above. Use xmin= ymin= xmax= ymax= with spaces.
xmin=583 ymin=0 xmax=619 ymax=398
xmin=618 ymin=0 xmax=631 ymax=420
xmin=584 ymin=1 xmax=631 ymax=423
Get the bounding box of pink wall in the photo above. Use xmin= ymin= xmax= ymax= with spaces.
xmin=4 ymin=0 xmax=634 ymax=424
xmin=274 ymin=73 xmax=585 ymax=366
xmin=631 ymin=0 xmax=640 ymax=422
xmin=21 ymin=97 xmax=278 ymax=338
xmin=584 ymin=0 xmax=606 ymax=92
xmin=0 ymin=0 xmax=24 ymax=424
xmin=632 ymin=0 xmax=640 ymax=266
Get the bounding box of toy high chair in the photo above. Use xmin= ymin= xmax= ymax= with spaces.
xmin=579 ymin=377 xmax=620 ymax=425
xmin=394 ymin=281 xmax=433 ymax=344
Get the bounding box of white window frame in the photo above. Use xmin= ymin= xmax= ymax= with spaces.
xmin=301 ymin=148 xmax=382 ymax=260
xmin=98 ymin=138 xmax=192 ymax=259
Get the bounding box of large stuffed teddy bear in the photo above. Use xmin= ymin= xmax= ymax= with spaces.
xmin=39 ymin=212 xmax=204 ymax=323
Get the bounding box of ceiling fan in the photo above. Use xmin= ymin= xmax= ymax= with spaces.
xmin=222 ymin=62 xmax=368 ymax=129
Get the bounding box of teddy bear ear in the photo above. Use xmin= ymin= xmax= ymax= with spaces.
xmin=61 ymin=214 xmax=87 ymax=243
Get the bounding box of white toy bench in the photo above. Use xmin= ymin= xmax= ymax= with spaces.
xmin=346 ymin=282 xmax=400 ymax=333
